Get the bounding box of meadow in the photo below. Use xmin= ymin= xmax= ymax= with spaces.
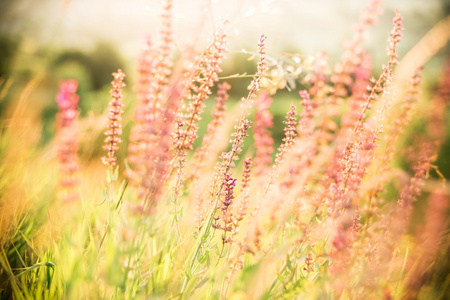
xmin=1 ymin=0 xmax=450 ymax=299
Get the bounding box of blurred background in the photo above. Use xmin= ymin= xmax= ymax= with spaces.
xmin=1 ymin=0 xmax=448 ymax=84
xmin=1 ymin=0 xmax=447 ymax=63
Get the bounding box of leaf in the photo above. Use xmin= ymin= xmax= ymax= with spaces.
xmin=286 ymin=255 xmax=293 ymax=271
xmin=321 ymin=259 xmax=330 ymax=267
xmin=16 ymin=262 xmax=55 ymax=277
xmin=0 ymin=251 xmax=23 ymax=289
xmin=197 ymin=249 xmax=209 ymax=264
xmin=176 ymin=207 xmax=184 ymax=222
xmin=286 ymin=75 xmax=296 ymax=91
xmin=244 ymin=253 xmax=251 ymax=268
xmin=201 ymin=233 xmax=209 ymax=244
xmin=123 ymin=159 xmax=131 ymax=170
xmin=19 ymin=231 xmax=40 ymax=258
xmin=103 ymin=188 xmax=110 ymax=202
xmin=112 ymin=166 xmax=119 ymax=181
xmin=115 ymin=179 xmax=129 ymax=210
xmin=11 ymin=242 xmax=26 ymax=268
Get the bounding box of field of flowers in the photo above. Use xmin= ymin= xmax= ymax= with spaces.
xmin=1 ymin=0 xmax=450 ymax=299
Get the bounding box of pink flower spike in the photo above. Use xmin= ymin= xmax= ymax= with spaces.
xmin=102 ymin=69 xmax=126 ymax=166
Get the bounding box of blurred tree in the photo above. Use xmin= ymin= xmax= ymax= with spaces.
xmin=0 ymin=36 xmax=19 ymax=78
xmin=52 ymin=41 xmax=126 ymax=90
xmin=444 ymin=0 xmax=450 ymax=14
xmin=0 ymin=1 xmax=21 ymax=78
xmin=88 ymin=42 xmax=127 ymax=90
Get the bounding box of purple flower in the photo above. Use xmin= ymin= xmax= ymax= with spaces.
xmin=223 ymin=175 xmax=236 ymax=207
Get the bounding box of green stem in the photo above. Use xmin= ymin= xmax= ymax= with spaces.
xmin=100 ymin=166 xmax=116 ymax=250
xmin=108 ymin=165 xmax=115 ymax=214
xmin=181 ymin=188 xmax=222 ymax=295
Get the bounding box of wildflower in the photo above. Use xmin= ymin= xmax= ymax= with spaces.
xmin=191 ymin=81 xmax=231 ymax=179
xmin=358 ymin=9 xmax=403 ymax=126
xmin=252 ymin=34 xmax=268 ymax=90
xmin=219 ymin=119 xmax=252 ymax=173
xmin=282 ymin=90 xmax=316 ymax=190
xmin=340 ymin=51 xmax=372 ymax=130
xmin=306 ymin=50 xmax=328 ymax=97
xmin=212 ymin=35 xmax=270 ymax=250
xmin=275 ymin=103 xmax=297 ymax=165
xmin=234 ymin=157 xmax=253 ymax=235
xmin=240 ymin=158 xmax=253 ymax=192
xmin=253 ymin=92 xmax=274 ymax=175
xmin=175 ymin=26 xmax=227 ymax=152
xmin=328 ymin=11 xmax=405 ymax=212
xmin=185 ymin=34 xmax=267 ymax=288
xmin=126 ymin=0 xmax=174 ymax=211
xmin=56 ymin=80 xmax=78 ymax=113
xmin=380 ymin=67 xmax=422 ymax=170
xmin=218 ymin=33 xmax=267 ymax=178
xmin=331 ymin=0 xmax=382 ymax=99
xmin=172 ymin=25 xmax=227 ymax=201
xmin=102 ymin=69 xmax=126 ymax=166
xmin=297 ymin=90 xmax=314 ymax=137
xmin=398 ymin=142 xmax=434 ymax=213
xmin=223 ymin=175 xmax=237 ymax=208
xmin=55 ymin=79 xmax=80 ymax=201
xmin=212 ymin=175 xmax=237 ymax=242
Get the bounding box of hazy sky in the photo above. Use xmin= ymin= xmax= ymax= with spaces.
xmin=2 ymin=0 xmax=445 ymax=64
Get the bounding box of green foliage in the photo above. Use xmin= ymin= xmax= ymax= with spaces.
xmin=0 ymin=35 xmax=20 ymax=78
xmin=52 ymin=42 xmax=127 ymax=91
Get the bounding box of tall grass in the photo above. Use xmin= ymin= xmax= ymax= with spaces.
xmin=1 ymin=0 xmax=450 ymax=299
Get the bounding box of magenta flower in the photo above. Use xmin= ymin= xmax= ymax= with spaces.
xmin=55 ymin=79 xmax=80 ymax=201
xmin=56 ymin=80 xmax=78 ymax=110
